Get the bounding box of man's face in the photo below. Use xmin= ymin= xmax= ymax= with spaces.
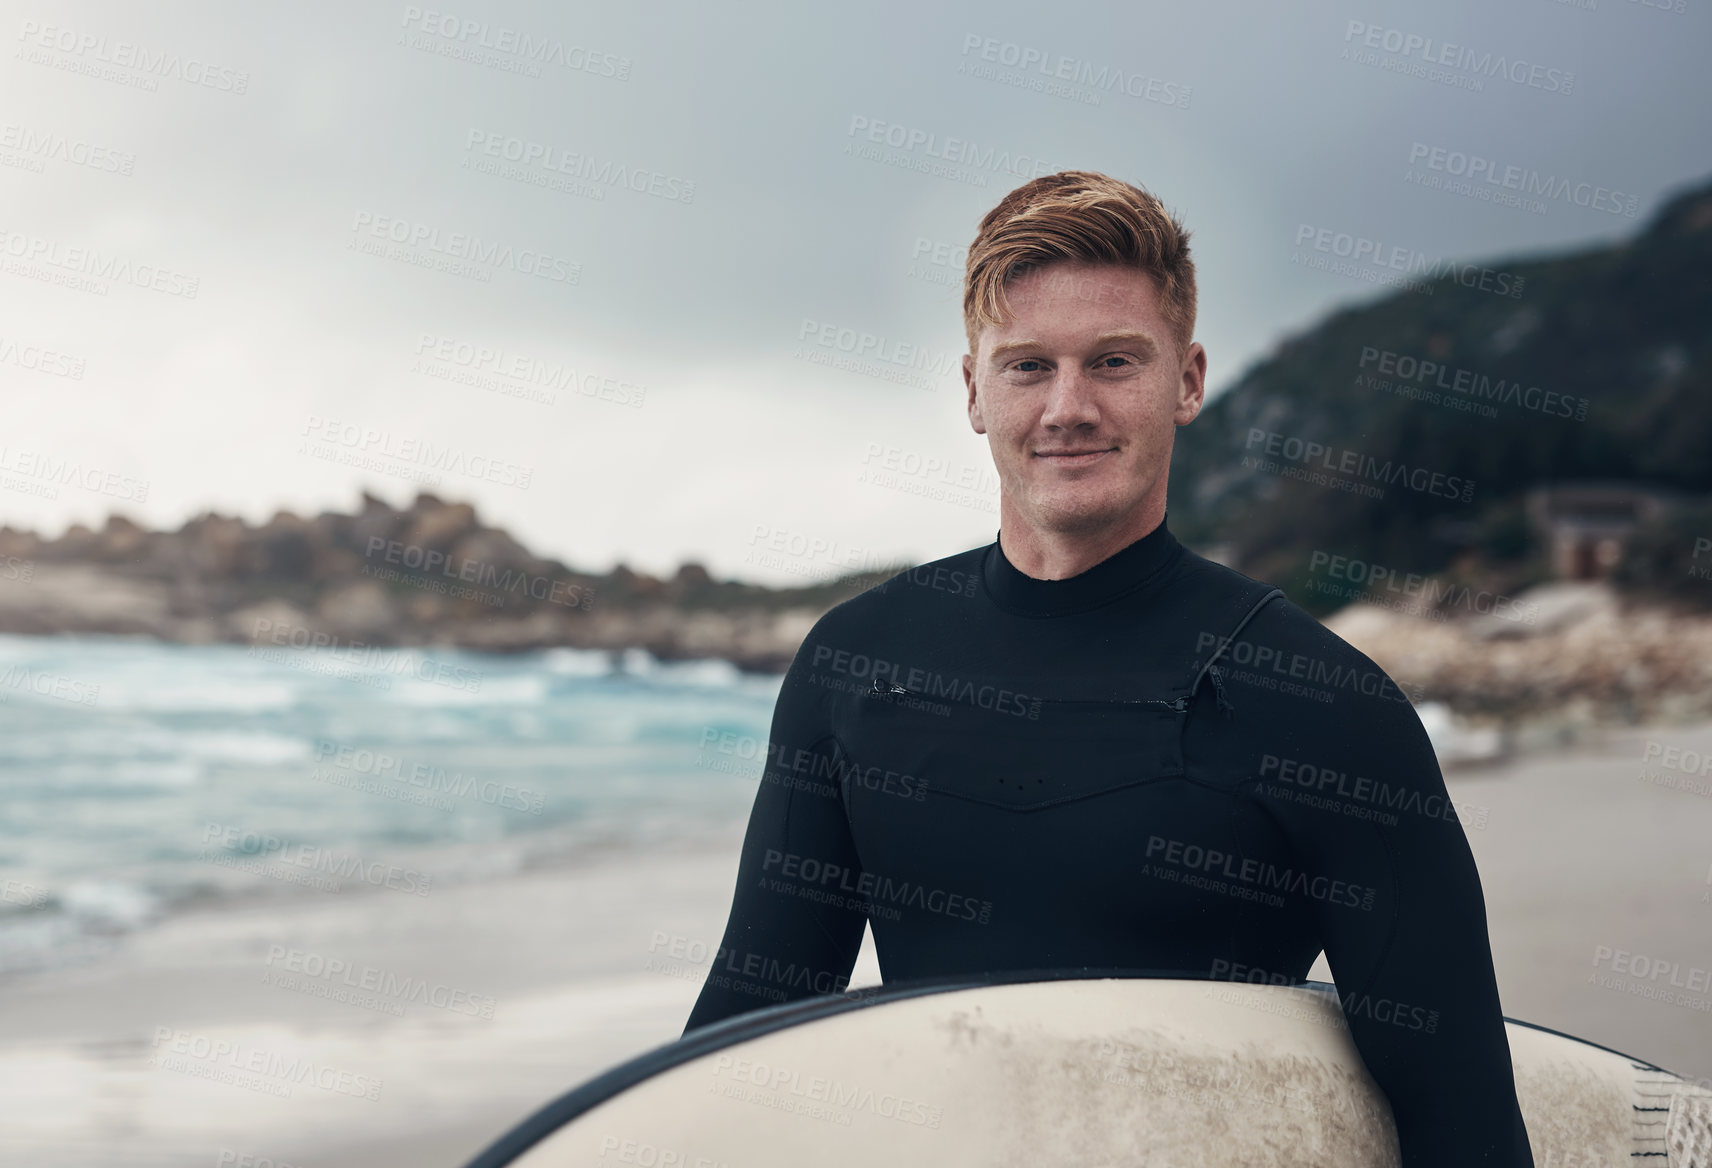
xmin=963 ymin=260 xmax=1206 ymax=539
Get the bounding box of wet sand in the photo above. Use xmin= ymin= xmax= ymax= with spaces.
xmin=1 ymin=720 xmax=1707 ymax=1166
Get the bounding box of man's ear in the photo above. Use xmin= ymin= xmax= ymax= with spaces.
xmin=964 ymin=352 xmax=987 ymax=434
xmin=1173 ymin=341 xmax=1206 ymax=427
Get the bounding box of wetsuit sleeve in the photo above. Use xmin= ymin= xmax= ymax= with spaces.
xmin=683 ymin=619 xmax=868 ymax=1033
xmin=1241 ymin=617 xmax=1534 ymax=1167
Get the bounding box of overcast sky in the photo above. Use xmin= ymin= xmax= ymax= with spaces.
xmin=3 ymin=0 xmax=1707 ymax=584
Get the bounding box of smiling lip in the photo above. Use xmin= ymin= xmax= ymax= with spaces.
xmin=1035 ymin=447 xmax=1116 ymax=462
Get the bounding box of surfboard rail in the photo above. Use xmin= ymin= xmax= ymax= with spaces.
xmin=463 ymin=968 xmax=1712 ymax=1168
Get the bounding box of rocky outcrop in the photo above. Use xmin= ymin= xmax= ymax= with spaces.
xmin=1325 ymin=580 xmax=1712 ymax=723
xmin=4 ymin=494 xmax=1711 ymax=719
xmin=0 ymin=491 xmax=865 ymax=673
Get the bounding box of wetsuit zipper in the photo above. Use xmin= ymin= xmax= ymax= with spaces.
xmin=868 ymin=676 xmax=1188 ymax=712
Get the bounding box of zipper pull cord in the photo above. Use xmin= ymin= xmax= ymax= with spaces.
xmin=1207 ymin=663 xmax=1236 ymax=718
xmin=1188 ymin=587 xmax=1284 ymax=720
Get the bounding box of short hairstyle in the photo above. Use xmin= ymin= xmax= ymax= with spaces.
xmin=963 ymin=170 xmax=1197 ymax=360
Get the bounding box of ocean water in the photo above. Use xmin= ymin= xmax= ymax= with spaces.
xmin=0 ymin=634 xmax=782 ymax=976
xmin=0 ymin=633 xmax=1485 ymax=980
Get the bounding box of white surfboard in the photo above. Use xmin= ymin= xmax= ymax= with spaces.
xmin=465 ymin=973 xmax=1712 ymax=1168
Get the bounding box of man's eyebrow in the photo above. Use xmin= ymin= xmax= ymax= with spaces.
xmin=987 ymin=331 xmax=1158 ymax=364
xmin=1091 ymin=330 xmax=1158 ymax=353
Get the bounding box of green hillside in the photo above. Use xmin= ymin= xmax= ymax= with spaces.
xmin=1168 ymin=174 xmax=1712 ymax=609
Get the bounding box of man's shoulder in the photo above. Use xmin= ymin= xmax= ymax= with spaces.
xmin=1207 ymin=564 xmax=1425 ymax=715
xmin=1172 ymin=547 xmax=1357 ymax=652
xmin=1175 ymin=561 xmax=1438 ymax=778
xmin=1172 ymin=546 xmax=1294 ymax=628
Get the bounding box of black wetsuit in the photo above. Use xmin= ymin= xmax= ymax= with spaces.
xmin=684 ymin=516 xmax=1533 ymax=1166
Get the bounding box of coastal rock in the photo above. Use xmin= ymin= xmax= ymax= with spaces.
xmin=7 ymin=490 xmax=1711 ymax=724
xmin=0 ymin=563 xmax=172 ymax=636
xmin=1325 ymin=597 xmax=1712 ymax=721
xmin=0 ymin=492 xmax=837 ymax=669
xmin=402 ymin=497 xmax=477 ymax=550
xmin=226 ymin=599 xmax=315 ymax=643
xmin=249 ymin=511 xmax=318 ymax=580
xmin=453 ymin=609 xmax=572 ymax=652
xmin=1467 ymin=580 xmax=1618 ymax=641
xmin=315 ymin=580 xmax=400 ymax=641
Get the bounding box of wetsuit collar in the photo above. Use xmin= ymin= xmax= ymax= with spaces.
xmin=983 ymin=514 xmax=1184 ymax=617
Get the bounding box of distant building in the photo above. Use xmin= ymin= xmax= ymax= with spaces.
xmin=1525 ymin=483 xmax=1680 ymax=579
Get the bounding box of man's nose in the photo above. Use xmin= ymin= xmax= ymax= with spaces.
xmin=1038 ymin=369 xmax=1101 ymax=427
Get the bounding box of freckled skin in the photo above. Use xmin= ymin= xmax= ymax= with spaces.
xmin=962 ymin=260 xmax=1204 ymax=581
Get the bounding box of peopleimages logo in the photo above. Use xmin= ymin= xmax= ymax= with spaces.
xmin=844 ymin=115 xmax=1056 ymax=180
xmin=301 ymin=414 xmax=533 ymax=489
xmin=348 ymin=211 xmax=579 ymax=285
xmin=311 ymin=738 xmax=546 ymax=813
xmin=150 ymin=1028 xmax=380 ymax=1100
xmin=200 ymin=822 xmax=433 ymax=896
xmin=1208 ymin=960 xmax=1441 ymax=1034
xmin=762 ymin=849 xmax=994 ymax=924
xmin=1341 ymin=21 xmax=1576 ymax=95
xmin=1589 ymin=945 xmax=1712 ymax=1011
xmin=1406 ymin=143 xmax=1639 ymax=218
xmin=1293 ymin=224 xmax=1525 ymax=299
xmin=362 ymin=536 xmax=592 ymax=611
xmin=1145 ymin=835 xmax=1379 ymax=911
xmin=795 ymin=318 xmax=961 ymax=386
xmin=412 ymin=332 xmax=645 ymax=408
xmin=0 ymin=662 xmax=100 ymax=706
xmin=710 ymin=1053 xmax=943 ymax=1128
xmin=0 ymin=445 xmax=149 ymax=502
xmin=0 ymin=228 xmax=199 ymax=298
xmin=1636 ymin=740 xmax=1712 ymax=798
xmin=1259 ymin=752 xmax=1489 ymax=829
xmin=696 ymin=727 xmax=931 ymax=803
xmin=264 ymin=944 xmax=496 ymax=1018
xmin=1243 ymin=428 xmax=1475 ymax=503
xmin=1356 ymin=346 xmax=1588 ymax=422
xmin=397 ymin=7 xmax=632 ymax=78
xmin=0 ymin=333 xmax=86 ymax=379
xmin=1306 ymin=548 xmax=1538 ymax=626
xmin=1191 ymin=629 xmax=1419 ymax=706
xmin=744 ymin=523 xmax=898 ymax=583
xmin=15 ymin=21 xmax=251 ymax=94
xmin=0 ymin=122 xmax=136 ymax=174
xmin=462 ymin=129 xmax=695 ymax=203
xmin=809 ymin=643 xmax=1039 ymax=718
xmin=956 ymin=33 xmax=1191 ymax=109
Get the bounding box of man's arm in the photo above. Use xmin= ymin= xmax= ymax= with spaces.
xmin=683 ymin=623 xmax=868 ymax=1033
xmin=1240 ymin=617 xmax=1535 ymax=1166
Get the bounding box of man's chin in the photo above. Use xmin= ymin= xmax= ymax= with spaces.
xmin=1018 ymin=492 xmax=1135 ymax=535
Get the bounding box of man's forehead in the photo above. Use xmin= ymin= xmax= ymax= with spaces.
xmin=999 ymin=263 xmax=1159 ymax=315
xmin=980 ymin=266 xmax=1166 ymax=355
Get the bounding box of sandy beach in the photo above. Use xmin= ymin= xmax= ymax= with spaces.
xmin=1 ymin=718 xmax=1708 ymax=1168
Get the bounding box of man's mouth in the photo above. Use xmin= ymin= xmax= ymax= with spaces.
xmin=1034 ymin=447 xmax=1116 ymax=465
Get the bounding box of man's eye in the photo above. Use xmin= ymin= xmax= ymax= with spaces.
xmin=1100 ymin=356 xmax=1131 ymax=369
xmin=1012 ymin=359 xmax=1045 ymax=373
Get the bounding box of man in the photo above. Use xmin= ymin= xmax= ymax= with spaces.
xmin=685 ymin=170 xmax=1534 ymax=1165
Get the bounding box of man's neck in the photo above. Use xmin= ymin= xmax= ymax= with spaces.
xmin=997 ymin=499 xmax=1167 ymax=581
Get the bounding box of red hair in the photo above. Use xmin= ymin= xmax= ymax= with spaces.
xmin=964 ymin=170 xmax=1197 ymax=358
